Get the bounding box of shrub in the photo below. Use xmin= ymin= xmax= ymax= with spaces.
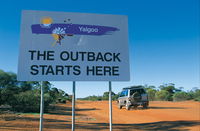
xmin=194 ymin=96 xmax=200 ymax=101
xmin=112 ymin=94 xmax=119 ymax=101
xmin=9 ymin=90 xmax=40 ymax=112
xmin=193 ymin=89 xmax=200 ymax=101
xmin=0 ymin=88 xmax=19 ymax=105
xmin=155 ymin=90 xmax=170 ymax=101
xmin=194 ymin=89 xmax=200 ymax=98
xmin=9 ymin=90 xmax=52 ymax=113
xmin=147 ymin=89 xmax=157 ymax=101
xmin=173 ymin=92 xmax=191 ymax=101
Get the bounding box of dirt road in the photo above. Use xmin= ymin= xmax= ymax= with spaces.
xmin=0 ymin=101 xmax=199 ymax=131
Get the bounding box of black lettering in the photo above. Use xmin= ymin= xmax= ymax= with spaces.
xmin=113 ymin=53 xmax=121 ymax=62
xmin=96 ymin=66 xmax=103 ymax=75
xmin=88 ymin=52 xmax=95 ymax=61
xmin=29 ymin=50 xmax=36 ymax=60
xmin=60 ymin=51 xmax=69 ymax=61
xmin=71 ymin=52 xmax=78 ymax=61
xmin=47 ymin=51 xmax=54 ymax=60
xmin=104 ymin=52 xmax=112 ymax=62
xmin=37 ymin=51 xmax=46 ymax=60
xmin=39 ymin=65 xmax=47 ymax=75
xmin=96 ymin=53 xmax=104 ymax=61
xmin=112 ymin=66 xmax=119 ymax=76
xmin=30 ymin=65 xmax=39 ymax=75
xmin=73 ymin=66 xmax=81 ymax=75
xmin=104 ymin=66 xmax=112 ymax=76
xmin=64 ymin=65 xmax=73 ymax=75
xmin=46 ymin=65 xmax=55 ymax=75
xmin=87 ymin=66 xmax=95 ymax=75
xmin=79 ymin=52 xmax=87 ymax=61
xmin=56 ymin=65 xmax=64 ymax=75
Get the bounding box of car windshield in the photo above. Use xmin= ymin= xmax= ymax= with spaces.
xmin=120 ymin=90 xmax=128 ymax=97
xmin=130 ymin=89 xmax=145 ymax=95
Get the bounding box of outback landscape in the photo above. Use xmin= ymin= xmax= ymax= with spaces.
xmin=0 ymin=100 xmax=199 ymax=131
xmin=0 ymin=70 xmax=200 ymax=131
xmin=0 ymin=0 xmax=199 ymax=131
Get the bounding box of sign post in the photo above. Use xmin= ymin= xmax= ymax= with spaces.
xmin=18 ymin=10 xmax=130 ymax=131
xmin=109 ymin=81 xmax=112 ymax=131
xmin=39 ymin=81 xmax=44 ymax=131
xmin=72 ymin=81 xmax=76 ymax=131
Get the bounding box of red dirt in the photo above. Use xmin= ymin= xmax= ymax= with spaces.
xmin=0 ymin=101 xmax=199 ymax=131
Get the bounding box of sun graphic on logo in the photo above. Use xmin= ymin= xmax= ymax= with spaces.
xmin=41 ymin=17 xmax=53 ymax=27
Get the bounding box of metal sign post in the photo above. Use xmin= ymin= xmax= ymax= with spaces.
xmin=39 ymin=81 xmax=44 ymax=131
xmin=109 ymin=81 xmax=113 ymax=131
xmin=72 ymin=81 xmax=76 ymax=131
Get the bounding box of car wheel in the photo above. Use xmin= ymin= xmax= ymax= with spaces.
xmin=143 ymin=104 xmax=148 ymax=109
xmin=118 ymin=104 xmax=122 ymax=109
xmin=133 ymin=105 xmax=138 ymax=109
xmin=126 ymin=103 xmax=131 ymax=110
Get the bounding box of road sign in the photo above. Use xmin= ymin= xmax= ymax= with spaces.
xmin=18 ymin=10 xmax=130 ymax=81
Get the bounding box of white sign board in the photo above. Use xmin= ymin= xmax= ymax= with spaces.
xmin=18 ymin=10 xmax=130 ymax=81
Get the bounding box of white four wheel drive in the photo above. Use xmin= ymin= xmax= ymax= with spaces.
xmin=117 ymin=86 xmax=149 ymax=110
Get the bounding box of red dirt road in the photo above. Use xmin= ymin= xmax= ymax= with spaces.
xmin=0 ymin=101 xmax=200 ymax=131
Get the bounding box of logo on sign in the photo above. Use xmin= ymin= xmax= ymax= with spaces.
xmin=31 ymin=17 xmax=119 ymax=46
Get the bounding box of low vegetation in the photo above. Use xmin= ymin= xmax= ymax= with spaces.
xmin=0 ymin=69 xmax=70 ymax=113
xmin=79 ymin=91 xmax=119 ymax=101
xmin=0 ymin=69 xmax=199 ymax=113
xmin=80 ymin=84 xmax=200 ymax=102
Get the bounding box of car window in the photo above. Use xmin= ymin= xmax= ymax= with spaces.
xmin=130 ymin=89 xmax=145 ymax=95
xmin=130 ymin=90 xmax=136 ymax=95
xmin=120 ymin=90 xmax=128 ymax=97
xmin=139 ymin=89 xmax=145 ymax=94
xmin=124 ymin=90 xmax=128 ymax=96
xmin=120 ymin=91 xmax=124 ymax=97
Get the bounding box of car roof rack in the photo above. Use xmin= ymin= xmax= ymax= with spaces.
xmin=122 ymin=86 xmax=144 ymax=90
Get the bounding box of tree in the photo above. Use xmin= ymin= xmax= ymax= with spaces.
xmin=155 ymin=90 xmax=170 ymax=101
xmin=147 ymin=88 xmax=157 ymax=101
xmin=102 ymin=91 xmax=116 ymax=100
xmin=159 ymin=83 xmax=176 ymax=101
xmin=19 ymin=81 xmax=39 ymax=91
xmin=0 ymin=70 xmax=18 ymax=89
xmin=1 ymin=88 xmax=17 ymax=105
xmin=0 ymin=70 xmax=10 ymax=88
xmin=43 ymin=81 xmax=52 ymax=93
xmin=173 ymin=92 xmax=191 ymax=101
xmin=193 ymin=89 xmax=200 ymax=101
xmin=181 ymin=88 xmax=200 ymax=101
xmin=0 ymin=72 xmax=20 ymax=105
xmin=159 ymin=83 xmax=176 ymax=94
xmin=9 ymin=90 xmax=53 ymax=113
xmin=49 ymin=87 xmax=59 ymax=100
xmin=144 ymin=85 xmax=156 ymax=90
xmin=112 ymin=93 xmax=119 ymax=100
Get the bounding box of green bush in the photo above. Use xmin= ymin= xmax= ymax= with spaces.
xmin=9 ymin=90 xmax=40 ymax=112
xmin=194 ymin=90 xmax=200 ymax=99
xmin=193 ymin=89 xmax=200 ymax=101
xmin=194 ymin=96 xmax=200 ymax=101
xmin=147 ymin=89 xmax=157 ymax=101
xmin=112 ymin=94 xmax=119 ymax=101
xmin=0 ymin=87 xmax=19 ymax=105
xmin=187 ymin=89 xmax=200 ymax=101
xmin=173 ymin=92 xmax=191 ymax=101
xmin=155 ymin=90 xmax=170 ymax=101
xmin=0 ymin=69 xmax=71 ymax=113
xmin=9 ymin=90 xmax=52 ymax=113
xmin=84 ymin=95 xmax=102 ymax=101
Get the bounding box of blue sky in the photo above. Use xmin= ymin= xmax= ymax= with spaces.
xmin=0 ymin=0 xmax=199 ymax=97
